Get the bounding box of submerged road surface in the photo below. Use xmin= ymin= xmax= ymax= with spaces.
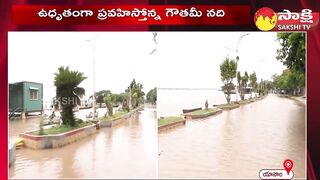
xmin=158 ymin=94 xmax=305 ymax=178
xmin=9 ymin=107 xmax=157 ymax=178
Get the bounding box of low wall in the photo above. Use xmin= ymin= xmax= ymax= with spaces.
xmin=158 ymin=119 xmax=186 ymax=132
xmin=100 ymin=108 xmax=140 ymax=128
xmin=8 ymin=141 xmax=16 ymax=167
xmin=20 ymin=124 xmax=97 ymax=149
xmin=184 ymin=109 xmax=223 ymax=119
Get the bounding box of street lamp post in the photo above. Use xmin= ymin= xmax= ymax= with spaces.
xmin=85 ymin=35 xmax=96 ymax=121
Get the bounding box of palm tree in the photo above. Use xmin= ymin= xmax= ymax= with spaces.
xmin=54 ymin=66 xmax=86 ymax=126
xmin=126 ymin=79 xmax=145 ymax=109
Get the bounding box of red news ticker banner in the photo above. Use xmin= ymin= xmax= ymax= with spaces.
xmin=12 ymin=5 xmax=251 ymax=25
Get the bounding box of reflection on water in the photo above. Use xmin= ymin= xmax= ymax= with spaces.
xmin=9 ymin=107 xmax=157 ymax=178
xmin=158 ymin=94 xmax=305 ymax=178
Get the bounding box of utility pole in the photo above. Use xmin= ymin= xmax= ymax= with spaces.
xmin=92 ymin=35 xmax=96 ymax=121
xmin=85 ymin=34 xmax=96 ymax=121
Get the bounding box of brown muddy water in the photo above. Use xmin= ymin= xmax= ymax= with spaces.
xmin=158 ymin=94 xmax=306 ymax=178
xmin=9 ymin=107 xmax=157 ymax=178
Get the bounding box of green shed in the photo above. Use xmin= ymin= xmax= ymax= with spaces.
xmin=9 ymin=81 xmax=43 ymax=115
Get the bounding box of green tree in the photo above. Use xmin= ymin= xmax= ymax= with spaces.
xmin=276 ymin=33 xmax=305 ymax=74
xmin=146 ymin=87 xmax=157 ymax=104
xmin=237 ymin=71 xmax=241 ymax=96
xmin=249 ymin=72 xmax=257 ymax=97
xmin=104 ymin=93 xmax=116 ymax=116
xmin=273 ymin=69 xmax=305 ymax=96
xmin=95 ymin=90 xmax=111 ymax=107
xmin=236 ymin=71 xmax=249 ymax=100
xmin=220 ymin=57 xmax=237 ymax=103
xmin=258 ymin=79 xmax=264 ymax=96
xmin=54 ymin=66 xmax=86 ymax=126
xmin=121 ymin=92 xmax=130 ymax=112
xmin=126 ymin=79 xmax=145 ymax=109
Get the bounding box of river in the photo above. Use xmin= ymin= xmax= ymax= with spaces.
xmin=9 ymin=107 xmax=157 ymax=178
xmin=158 ymin=94 xmax=306 ymax=178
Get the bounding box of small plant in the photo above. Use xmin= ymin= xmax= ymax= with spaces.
xmin=205 ymin=100 xmax=209 ymax=110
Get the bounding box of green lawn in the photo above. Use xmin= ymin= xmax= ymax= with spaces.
xmin=32 ymin=121 xmax=93 ymax=135
xmin=239 ymin=99 xmax=249 ymax=103
xmin=158 ymin=116 xmax=183 ymax=126
xmin=216 ymin=103 xmax=239 ymax=108
xmin=185 ymin=108 xmax=220 ymax=116
xmin=99 ymin=111 xmax=129 ymax=121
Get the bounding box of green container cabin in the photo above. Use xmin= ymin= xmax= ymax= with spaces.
xmin=9 ymin=81 xmax=43 ymax=114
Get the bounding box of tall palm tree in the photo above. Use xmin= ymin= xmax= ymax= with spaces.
xmin=54 ymin=66 xmax=86 ymax=126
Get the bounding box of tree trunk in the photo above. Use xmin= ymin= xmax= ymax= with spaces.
xmin=62 ymin=106 xmax=75 ymax=126
xmin=226 ymin=94 xmax=231 ymax=104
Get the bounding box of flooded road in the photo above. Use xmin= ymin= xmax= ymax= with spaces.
xmin=158 ymin=94 xmax=305 ymax=178
xmin=9 ymin=107 xmax=157 ymax=178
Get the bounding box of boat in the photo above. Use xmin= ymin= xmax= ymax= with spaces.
xmin=182 ymin=107 xmax=202 ymax=114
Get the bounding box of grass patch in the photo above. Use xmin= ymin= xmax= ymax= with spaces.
xmin=158 ymin=116 xmax=183 ymax=126
xmin=99 ymin=111 xmax=129 ymax=121
xmin=185 ymin=108 xmax=220 ymax=116
xmin=238 ymin=99 xmax=252 ymax=104
xmin=32 ymin=121 xmax=93 ymax=135
xmin=216 ymin=103 xmax=239 ymax=108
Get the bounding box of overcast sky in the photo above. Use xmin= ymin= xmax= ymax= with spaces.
xmin=8 ymin=32 xmax=286 ymax=102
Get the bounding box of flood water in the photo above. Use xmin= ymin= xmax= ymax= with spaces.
xmin=158 ymin=94 xmax=306 ymax=178
xmin=157 ymin=89 xmax=255 ymax=118
xmin=9 ymin=107 xmax=157 ymax=178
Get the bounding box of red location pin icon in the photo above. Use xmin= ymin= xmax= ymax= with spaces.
xmin=283 ymin=159 xmax=293 ymax=175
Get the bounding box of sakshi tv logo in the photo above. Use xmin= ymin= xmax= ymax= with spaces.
xmin=254 ymin=7 xmax=319 ymax=31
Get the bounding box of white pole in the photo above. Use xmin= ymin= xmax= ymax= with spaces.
xmin=92 ymin=36 xmax=96 ymax=121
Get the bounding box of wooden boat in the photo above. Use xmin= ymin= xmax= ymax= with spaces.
xmin=182 ymin=107 xmax=202 ymax=114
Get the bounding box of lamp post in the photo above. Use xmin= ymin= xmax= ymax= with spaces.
xmin=85 ymin=35 xmax=96 ymax=121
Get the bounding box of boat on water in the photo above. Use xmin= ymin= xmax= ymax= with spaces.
xmin=182 ymin=107 xmax=202 ymax=114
